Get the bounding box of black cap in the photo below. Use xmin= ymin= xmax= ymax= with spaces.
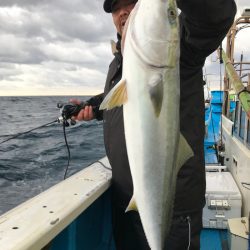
xmin=103 ymin=0 xmax=138 ymax=13
xmin=103 ymin=0 xmax=116 ymax=13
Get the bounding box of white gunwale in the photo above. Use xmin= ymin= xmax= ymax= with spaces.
xmin=0 ymin=157 xmax=112 ymax=250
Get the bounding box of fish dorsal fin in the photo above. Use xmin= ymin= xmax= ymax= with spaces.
xmin=99 ymin=79 xmax=127 ymax=110
xmin=176 ymin=133 xmax=194 ymax=173
xmin=148 ymin=74 xmax=163 ymax=117
xmin=110 ymin=40 xmax=118 ymax=55
xmin=125 ymin=196 xmax=138 ymax=212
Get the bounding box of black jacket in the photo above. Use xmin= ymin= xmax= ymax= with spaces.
xmin=88 ymin=0 xmax=236 ymax=213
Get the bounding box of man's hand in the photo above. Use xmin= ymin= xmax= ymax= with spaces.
xmin=70 ymin=99 xmax=94 ymax=121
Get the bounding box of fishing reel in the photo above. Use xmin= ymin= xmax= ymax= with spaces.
xmin=57 ymin=102 xmax=88 ymax=126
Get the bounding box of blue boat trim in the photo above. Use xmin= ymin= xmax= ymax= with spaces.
xmin=201 ymin=229 xmax=228 ymax=250
xmin=51 ymin=190 xmax=115 ymax=250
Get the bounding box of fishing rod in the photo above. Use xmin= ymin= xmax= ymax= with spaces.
xmin=0 ymin=120 xmax=58 ymax=145
xmin=0 ymin=101 xmax=88 ymax=180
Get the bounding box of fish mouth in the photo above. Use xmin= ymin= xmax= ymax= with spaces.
xmin=120 ymin=19 xmax=127 ymax=33
xmin=121 ymin=20 xmax=126 ymax=27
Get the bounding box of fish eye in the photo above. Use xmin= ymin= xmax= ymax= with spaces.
xmin=168 ymin=8 xmax=177 ymax=23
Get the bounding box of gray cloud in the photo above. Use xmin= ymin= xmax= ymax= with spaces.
xmin=0 ymin=0 xmax=248 ymax=96
xmin=0 ymin=1 xmax=114 ymax=42
xmin=0 ymin=0 xmax=117 ymax=95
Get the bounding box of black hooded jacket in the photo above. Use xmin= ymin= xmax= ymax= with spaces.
xmin=87 ymin=0 xmax=236 ymax=213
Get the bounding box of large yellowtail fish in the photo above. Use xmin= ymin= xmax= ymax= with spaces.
xmin=100 ymin=0 xmax=193 ymax=249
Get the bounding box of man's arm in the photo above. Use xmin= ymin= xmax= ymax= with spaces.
xmin=177 ymin=0 xmax=237 ymax=65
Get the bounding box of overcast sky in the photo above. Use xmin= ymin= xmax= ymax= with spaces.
xmin=0 ymin=0 xmax=249 ymax=96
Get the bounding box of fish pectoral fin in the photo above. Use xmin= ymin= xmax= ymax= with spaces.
xmin=99 ymin=79 xmax=127 ymax=110
xmin=125 ymin=196 xmax=138 ymax=212
xmin=148 ymin=74 xmax=163 ymax=117
xmin=110 ymin=40 xmax=118 ymax=55
xmin=176 ymin=133 xmax=194 ymax=172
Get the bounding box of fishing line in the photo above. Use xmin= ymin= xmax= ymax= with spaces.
xmin=63 ymin=121 xmax=71 ymax=180
xmin=58 ymin=101 xmax=88 ymax=180
xmin=96 ymin=160 xmax=112 ymax=171
xmin=219 ymin=43 xmax=223 ymax=163
xmin=0 ymin=120 xmax=58 ymax=146
xmin=0 ymin=118 xmax=71 ymax=180
xmin=186 ymin=216 xmax=191 ymax=250
xmin=0 ymin=101 xmax=88 ymax=180
xmin=210 ymin=112 xmax=219 ymax=163
xmin=242 ymin=182 xmax=250 ymax=190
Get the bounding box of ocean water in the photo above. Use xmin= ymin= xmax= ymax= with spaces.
xmin=0 ymin=96 xmax=105 ymax=215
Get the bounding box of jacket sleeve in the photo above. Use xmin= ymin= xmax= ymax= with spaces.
xmin=87 ymin=93 xmax=104 ymax=121
xmin=177 ymin=0 xmax=237 ymax=66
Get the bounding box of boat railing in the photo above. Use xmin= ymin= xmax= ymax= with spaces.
xmin=221 ymin=49 xmax=250 ymax=120
xmin=0 ymin=157 xmax=112 ymax=250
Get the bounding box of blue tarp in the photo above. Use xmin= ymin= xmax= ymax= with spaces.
xmin=204 ymin=91 xmax=223 ymax=164
xmin=204 ymin=91 xmax=236 ymax=164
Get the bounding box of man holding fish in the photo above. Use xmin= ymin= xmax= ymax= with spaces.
xmin=72 ymin=0 xmax=236 ymax=249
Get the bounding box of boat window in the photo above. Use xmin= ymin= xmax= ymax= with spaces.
xmin=247 ymin=120 xmax=250 ymax=146
xmin=239 ymin=107 xmax=246 ymax=140
xmin=233 ymin=102 xmax=239 ymax=135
